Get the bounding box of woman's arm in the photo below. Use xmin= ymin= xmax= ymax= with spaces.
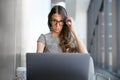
xmin=66 ymin=17 xmax=88 ymax=53
xmin=37 ymin=42 xmax=45 ymax=53
xmin=72 ymin=31 xmax=88 ymax=53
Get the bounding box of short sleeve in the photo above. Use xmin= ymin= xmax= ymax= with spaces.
xmin=37 ymin=34 xmax=45 ymax=45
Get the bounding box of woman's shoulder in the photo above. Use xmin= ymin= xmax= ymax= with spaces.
xmin=43 ymin=32 xmax=51 ymax=37
xmin=39 ymin=32 xmax=52 ymax=39
xmin=37 ymin=33 xmax=51 ymax=42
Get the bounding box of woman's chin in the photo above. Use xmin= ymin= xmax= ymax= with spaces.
xmin=54 ymin=30 xmax=60 ymax=33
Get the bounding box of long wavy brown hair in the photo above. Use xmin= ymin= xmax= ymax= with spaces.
xmin=48 ymin=5 xmax=78 ymax=53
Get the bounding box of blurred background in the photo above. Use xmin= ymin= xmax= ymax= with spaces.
xmin=0 ymin=0 xmax=120 ymax=80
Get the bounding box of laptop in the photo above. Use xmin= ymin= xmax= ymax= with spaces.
xmin=26 ymin=53 xmax=94 ymax=80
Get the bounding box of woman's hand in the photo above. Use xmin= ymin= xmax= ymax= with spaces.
xmin=66 ymin=17 xmax=75 ymax=33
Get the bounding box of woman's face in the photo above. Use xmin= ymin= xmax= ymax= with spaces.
xmin=51 ymin=13 xmax=64 ymax=33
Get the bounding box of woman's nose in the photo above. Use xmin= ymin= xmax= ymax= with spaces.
xmin=56 ymin=22 xmax=60 ymax=27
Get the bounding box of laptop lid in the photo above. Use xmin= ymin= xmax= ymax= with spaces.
xmin=26 ymin=53 xmax=91 ymax=80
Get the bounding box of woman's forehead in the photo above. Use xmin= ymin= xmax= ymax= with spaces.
xmin=52 ymin=13 xmax=63 ymax=20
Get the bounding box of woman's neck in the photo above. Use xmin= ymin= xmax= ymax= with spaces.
xmin=51 ymin=32 xmax=60 ymax=37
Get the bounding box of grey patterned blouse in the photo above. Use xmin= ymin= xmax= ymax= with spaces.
xmin=37 ymin=33 xmax=62 ymax=53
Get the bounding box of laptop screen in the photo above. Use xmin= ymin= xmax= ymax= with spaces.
xmin=26 ymin=53 xmax=93 ymax=80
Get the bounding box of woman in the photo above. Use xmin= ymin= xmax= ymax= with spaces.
xmin=37 ymin=5 xmax=88 ymax=53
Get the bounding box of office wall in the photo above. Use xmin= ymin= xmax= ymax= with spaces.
xmin=75 ymin=0 xmax=88 ymax=45
xmin=21 ymin=0 xmax=51 ymax=66
xmin=0 ymin=0 xmax=22 ymax=80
